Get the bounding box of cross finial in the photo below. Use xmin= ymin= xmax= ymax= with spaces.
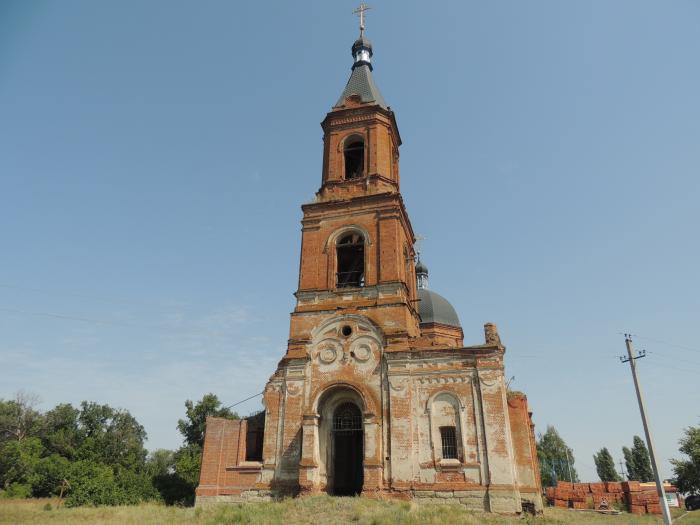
xmin=415 ymin=234 xmax=426 ymax=258
xmin=353 ymin=3 xmax=371 ymax=36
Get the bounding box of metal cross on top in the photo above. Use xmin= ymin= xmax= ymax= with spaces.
xmin=353 ymin=3 xmax=371 ymax=35
xmin=414 ymin=234 xmax=426 ymax=258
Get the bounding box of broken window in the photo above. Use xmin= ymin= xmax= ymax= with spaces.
xmin=440 ymin=426 xmax=458 ymax=460
xmin=336 ymin=233 xmax=365 ymax=288
xmin=245 ymin=410 xmax=265 ymax=462
xmin=344 ymin=139 xmax=364 ymax=179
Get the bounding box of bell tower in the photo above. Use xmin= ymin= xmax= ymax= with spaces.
xmin=287 ymin=20 xmax=420 ymax=359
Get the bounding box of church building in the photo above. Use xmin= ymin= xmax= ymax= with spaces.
xmin=196 ymin=13 xmax=542 ymax=514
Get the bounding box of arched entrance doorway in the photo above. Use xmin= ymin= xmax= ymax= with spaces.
xmin=331 ymin=402 xmax=364 ymax=495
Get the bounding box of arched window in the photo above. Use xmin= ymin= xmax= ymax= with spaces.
xmin=336 ymin=233 xmax=365 ymax=288
xmin=344 ymin=138 xmax=364 ymax=180
xmin=430 ymin=393 xmax=463 ymax=462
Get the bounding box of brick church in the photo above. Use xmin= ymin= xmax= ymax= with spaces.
xmin=196 ymin=14 xmax=542 ymax=514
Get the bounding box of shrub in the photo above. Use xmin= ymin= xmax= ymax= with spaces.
xmin=30 ymin=454 xmax=71 ymax=497
xmin=1 ymin=482 xmax=32 ymax=498
xmin=64 ymin=461 xmax=128 ymax=507
xmin=114 ymin=466 xmax=160 ymax=503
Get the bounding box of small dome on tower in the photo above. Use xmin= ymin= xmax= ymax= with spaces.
xmin=352 ymin=35 xmax=373 ymax=57
xmin=415 ymin=259 xmax=428 ymax=276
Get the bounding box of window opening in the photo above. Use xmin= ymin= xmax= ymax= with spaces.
xmin=333 ymin=403 xmax=363 ymax=433
xmin=245 ymin=410 xmax=265 ymax=462
xmin=440 ymin=426 xmax=458 ymax=460
xmin=344 ymin=139 xmax=364 ymax=180
xmin=336 ymin=233 xmax=365 ymax=288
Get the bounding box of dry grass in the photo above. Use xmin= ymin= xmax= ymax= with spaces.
xmin=0 ymin=496 xmax=696 ymax=525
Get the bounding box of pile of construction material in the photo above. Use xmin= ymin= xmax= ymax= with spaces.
xmin=544 ymin=481 xmax=662 ymax=515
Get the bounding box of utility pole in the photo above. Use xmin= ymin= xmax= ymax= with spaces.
xmin=618 ymin=459 xmax=627 ymax=481
xmin=565 ymin=448 xmax=573 ymax=483
xmin=620 ymin=334 xmax=672 ymax=525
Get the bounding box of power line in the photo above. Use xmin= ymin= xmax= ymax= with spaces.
xmin=622 ymin=332 xmax=700 ymax=354
xmin=0 ymin=306 xmax=139 ymax=328
xmin=643 ymin=356 xmax=700 ymax=376
xmin=646 ymin=352 xmax=700 ymax=368
xmin=0 ymin=283 xmax=181 ymax=309
xmin=0 ymin=305 xmax=253 ymax=341
xmin=224 ymin=392 xmax=263 ymax=410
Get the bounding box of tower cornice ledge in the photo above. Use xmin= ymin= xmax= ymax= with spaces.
xmin=302 ymin=192 xmax=416 ymax=244
xmin=323 ymin=105 xmax=401 ymax=146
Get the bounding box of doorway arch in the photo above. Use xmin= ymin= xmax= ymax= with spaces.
xmin=315 ymin=385 xmax=366 ymax=496
xmin=331 ymin=402 xmax=364 ymax=496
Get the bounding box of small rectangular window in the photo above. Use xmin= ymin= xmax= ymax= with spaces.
xmin=440 ymin=426 xmax=458 ymax=460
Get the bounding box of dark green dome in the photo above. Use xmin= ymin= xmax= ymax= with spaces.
xmin=417 ymin=288 xmax=461 ymax=328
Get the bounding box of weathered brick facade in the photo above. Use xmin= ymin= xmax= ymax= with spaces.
xmin=196 ymin=29 xmax=542 ymax=514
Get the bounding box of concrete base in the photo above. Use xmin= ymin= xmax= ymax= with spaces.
xmin=196 ymin=487 xmax=540 ymax=515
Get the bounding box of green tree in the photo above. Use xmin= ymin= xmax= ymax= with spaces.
xmin=147 ymin=449 xmax=193 ymax=506
xmin=0 ymin=392 xmax=42 ymax=443
xmin=622 ymin=446 xmax=636 ymax=480
xmin=593 ymin=447 xmax=621 ymax=482
xmin=536 ymin=426 xmax=579 ymax=486
xmin=149 ymin=394 xmax=238 ymax=506
xmin=40 ymin=403 xmax=80 ymax=459
xmin=0 ymin=437 xmax=43 ymax=490
xmin=75 ymin=402 xmax=147 ymax=471
xmin=29 ymin=454 xmax=71 ymax=497
xmin=623 ymin=436 xmax=653 ymax=482
xmin=632 ymin=436 xmax=653 ymax=482
xmin=176 ymin=393 xmax=237 ymax=447
xmin=63 ymin=461 xmax=129 ymax=507
xmin=671 ymin=423 xmax=700 ymax=494
xmin=145 ymin=449 xmax=176 ymax=479
xmin=0 ymin=395 xmax=159 ymax=506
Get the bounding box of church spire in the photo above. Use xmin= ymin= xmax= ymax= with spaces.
xmin=334 ymin=4 xmax=387 ymax=110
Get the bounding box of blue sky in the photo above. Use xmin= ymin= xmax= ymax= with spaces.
xmin=1 ymin=1 xmax=699 ymax=481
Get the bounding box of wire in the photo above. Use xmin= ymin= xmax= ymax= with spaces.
xmin=0 ymin=306 xmax=140 ymax=328
xmin=0 ymin=283 xmax=179 ymax=309
xmin=622 ymin=332 xmax=700 ymax=354
xmin=646 ymin=351 xmax=700 ymax=369
xmin=640 ymin=356 xmax=700 ymax=375
xmin=224 ymin=392 xmax=263 ymax=410
xmin=0 ymin=305 xmax=251 ymax=340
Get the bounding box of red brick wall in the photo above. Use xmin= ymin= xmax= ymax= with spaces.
xmin=507 ymin=393 xmax=542 ymax=495
xmin=196 ymin=417 xmax=261 ymax=498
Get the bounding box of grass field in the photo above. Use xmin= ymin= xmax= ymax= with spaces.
xmin=0 ymin=497 xmax=696 ymax=525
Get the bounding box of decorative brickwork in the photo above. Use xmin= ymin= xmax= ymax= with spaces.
xmin=196 ymin=29 xmax=542 ymax=514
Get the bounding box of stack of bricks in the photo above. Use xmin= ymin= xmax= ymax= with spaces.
xmin=623 ymin=481 xmax=662 ymax=515
xmin=545 ymin=480 xmax=660 ymax=514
